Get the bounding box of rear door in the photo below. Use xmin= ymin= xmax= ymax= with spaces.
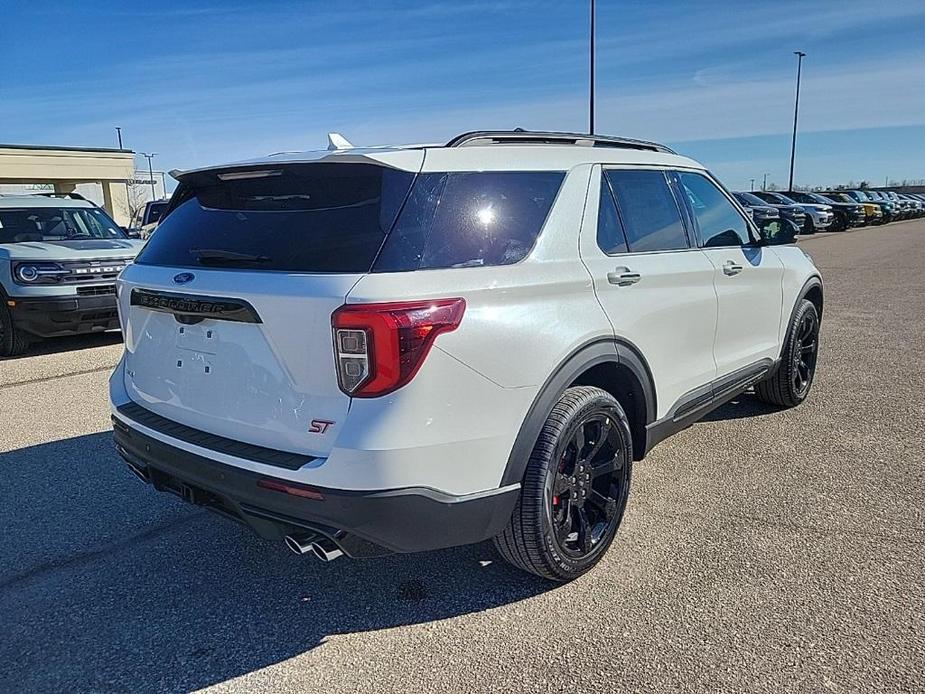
xmin=117 ymin=156 xmax=421 ymax=457
xmin=579 ymin=166 xmax=718 ymax=419
xmin=675 ymin=171 xmax=784 ymax=378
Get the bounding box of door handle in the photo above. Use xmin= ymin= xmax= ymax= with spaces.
xmin=722 ymin=260 xmax=744 ymax=276
xmin=607 ymin=267 xmax=641 ymax=286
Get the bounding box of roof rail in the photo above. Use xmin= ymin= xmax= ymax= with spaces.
xmin=33 ymin=192 xmax=90 ymax=202
xmin=445 ymin=130 xmax=676 ymax=154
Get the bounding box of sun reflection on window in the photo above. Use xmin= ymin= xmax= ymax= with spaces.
xmin=475 ymin=206 xmax=496 ymax=226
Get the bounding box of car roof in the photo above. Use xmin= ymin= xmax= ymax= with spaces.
xmin=0 ymin=194 xmax=96 ymax=209
xmin=173 ymin=129 xmax=706 ymax=182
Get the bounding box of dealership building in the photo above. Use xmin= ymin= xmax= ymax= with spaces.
xmin=0 ymin=143 xmax=167 ymax=226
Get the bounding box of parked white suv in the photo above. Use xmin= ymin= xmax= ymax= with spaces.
xmin=1 ymin=194 xmax=144 ymax=356
xmin=110 ymin=130 xmax=823 ymax=581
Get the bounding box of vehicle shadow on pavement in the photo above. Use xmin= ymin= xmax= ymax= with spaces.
xmin=1 ymin=331 xmax=123 ymax=361
xmin=700 ymin=391 xmax=783 ymax=422
xmin=0 ymin=432 xmax=551 ymax=693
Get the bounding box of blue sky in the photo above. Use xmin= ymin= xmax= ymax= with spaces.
xmin=2 ymin=0 xmax=924 ymax=191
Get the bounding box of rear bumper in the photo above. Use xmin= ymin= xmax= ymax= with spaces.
xmin=112 ymin=418 xmax=519 ymax=557
xmin=8 ymin=292 xmax=119 ymax=338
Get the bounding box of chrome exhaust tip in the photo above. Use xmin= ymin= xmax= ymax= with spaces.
xmin=284 ymin=534 xmax=315 ymax=555
xmin=309 ymin=539 xmax=344 ymax=562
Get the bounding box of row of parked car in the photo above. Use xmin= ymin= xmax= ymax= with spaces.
xmin=2 ymin=171 xmax=923 ymax=358
xmin=733 ymin=189 xmax=925 ymax=235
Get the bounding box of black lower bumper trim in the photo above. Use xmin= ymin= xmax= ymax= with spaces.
xmin=9 ymin=293 xmax=119 ymax=338
xmin=116 ymin=401 xmax=316 ymax=471
xmin=113 ymin=418 xmax=519 ymax=557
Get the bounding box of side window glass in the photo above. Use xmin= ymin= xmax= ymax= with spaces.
xmin=375 ymin=171 xmax=565 ymax=271
xmin=596 ymin=175 xmax=628 ymax=255
xmin=604 ymin=169 xmax=689 ymax=252
xmin=78 ymin=210 xmax=105 ymax=236
xmin=678 ymin=172 xmax=751 ymax=248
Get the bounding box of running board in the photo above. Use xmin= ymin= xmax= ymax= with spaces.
xmin=645 ymin=359 xmax=776 ymax=453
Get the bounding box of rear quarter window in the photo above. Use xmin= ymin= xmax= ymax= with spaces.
xmin=373 ymin=171 xmax=565 ymax=271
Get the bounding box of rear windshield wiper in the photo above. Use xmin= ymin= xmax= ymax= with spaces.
xmin=193 ymin=249 xmax=271 ymax=265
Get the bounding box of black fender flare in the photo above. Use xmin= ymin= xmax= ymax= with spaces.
xmin=783 ymin=275 xmax=823 ymax=344
xmin=499 ymin=338 xmax=657 ymax=487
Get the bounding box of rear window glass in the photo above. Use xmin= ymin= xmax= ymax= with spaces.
xmin=373 ymin=171 xmax=565 ymax=271
xmin=145 ymin=201 xmax=169 ymax=225
xmin=135 ymin=164 xmax=415 ymax=273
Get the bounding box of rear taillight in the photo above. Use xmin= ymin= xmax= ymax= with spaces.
xmin=332 ymin=299 xmax=466 ymax=397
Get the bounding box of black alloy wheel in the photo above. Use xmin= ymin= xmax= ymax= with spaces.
xmin=548 ymin=413 xmax=627 ymax=559
xmin=493 ymin=386 xmax=632 ymax=581
xmin=755 ymin=299 xmax=820 ymax=408
xmin=790 ymin=307 xmax=819 ymax=398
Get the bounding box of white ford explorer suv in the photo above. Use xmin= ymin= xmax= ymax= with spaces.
xmin=110 ymin=130 xmax=823 ymax=581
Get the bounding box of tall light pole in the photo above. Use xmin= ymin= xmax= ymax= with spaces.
xmin=750 ymin=178 xmax=755 ymax=192
xmin=788 ymin=51 xmax=806 ymax=191
xmin=115 ymin=127 xmax=123 ymax=149
xmin=140 ymin=152 xmax=157 ymax=199
xmin=589 ymin=0 xmax=596 ymax=135
xmin=763 ymin=172 xmax=769 ymax=191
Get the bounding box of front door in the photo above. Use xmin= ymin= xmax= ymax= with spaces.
xmin=675 ymin=171 xmax=784 ymax=378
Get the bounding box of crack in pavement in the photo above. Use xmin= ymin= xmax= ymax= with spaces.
xmin=0 ymin=510 xmax=209 ymax=593
xmin=650 ymin=509 xmax=925 ymax=546
xmin=0 ymin=365 xmax=115 ymax=391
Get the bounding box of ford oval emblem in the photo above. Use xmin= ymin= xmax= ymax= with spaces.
xmin=173 ymin=272 xmax=195 ymax=285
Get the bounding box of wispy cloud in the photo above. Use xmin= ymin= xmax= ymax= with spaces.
xmin=1 ymin=0 xmax=923 ymax=187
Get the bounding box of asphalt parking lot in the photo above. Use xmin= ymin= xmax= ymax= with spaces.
xmin=1 ymin=220 xmax=923 ymax=693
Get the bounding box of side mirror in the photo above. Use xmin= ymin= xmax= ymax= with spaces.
xmin=757 ymin=218 xmax=798 ymax=245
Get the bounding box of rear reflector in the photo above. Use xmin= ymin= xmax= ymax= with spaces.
xmin=332 ymin=298 xmax=465 ymax=397
xmin=257 ymin=478 xmax=325 ymax=500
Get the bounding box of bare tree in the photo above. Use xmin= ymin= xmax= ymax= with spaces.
xmin=125 ymin=179 xmax=150 ymax=227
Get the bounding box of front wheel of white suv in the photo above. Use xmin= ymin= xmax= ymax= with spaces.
xmin=0 ymin=304 xmax=31 ymax=358
xmin=493 ymin=386 xmax=633 ymax=581
xmin=755 ymin=299 xmax=820 ymax=408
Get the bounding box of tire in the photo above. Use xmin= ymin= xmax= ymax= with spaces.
xmin=802 ymin=217 xmax=815 ymax=235
xmin=0 ymin=304 xmax=31 ymax=358
xmin=493 ymin=386 xmax=632 ymax=582
xmin=755 ymin=299 xmax=820 ymax=408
